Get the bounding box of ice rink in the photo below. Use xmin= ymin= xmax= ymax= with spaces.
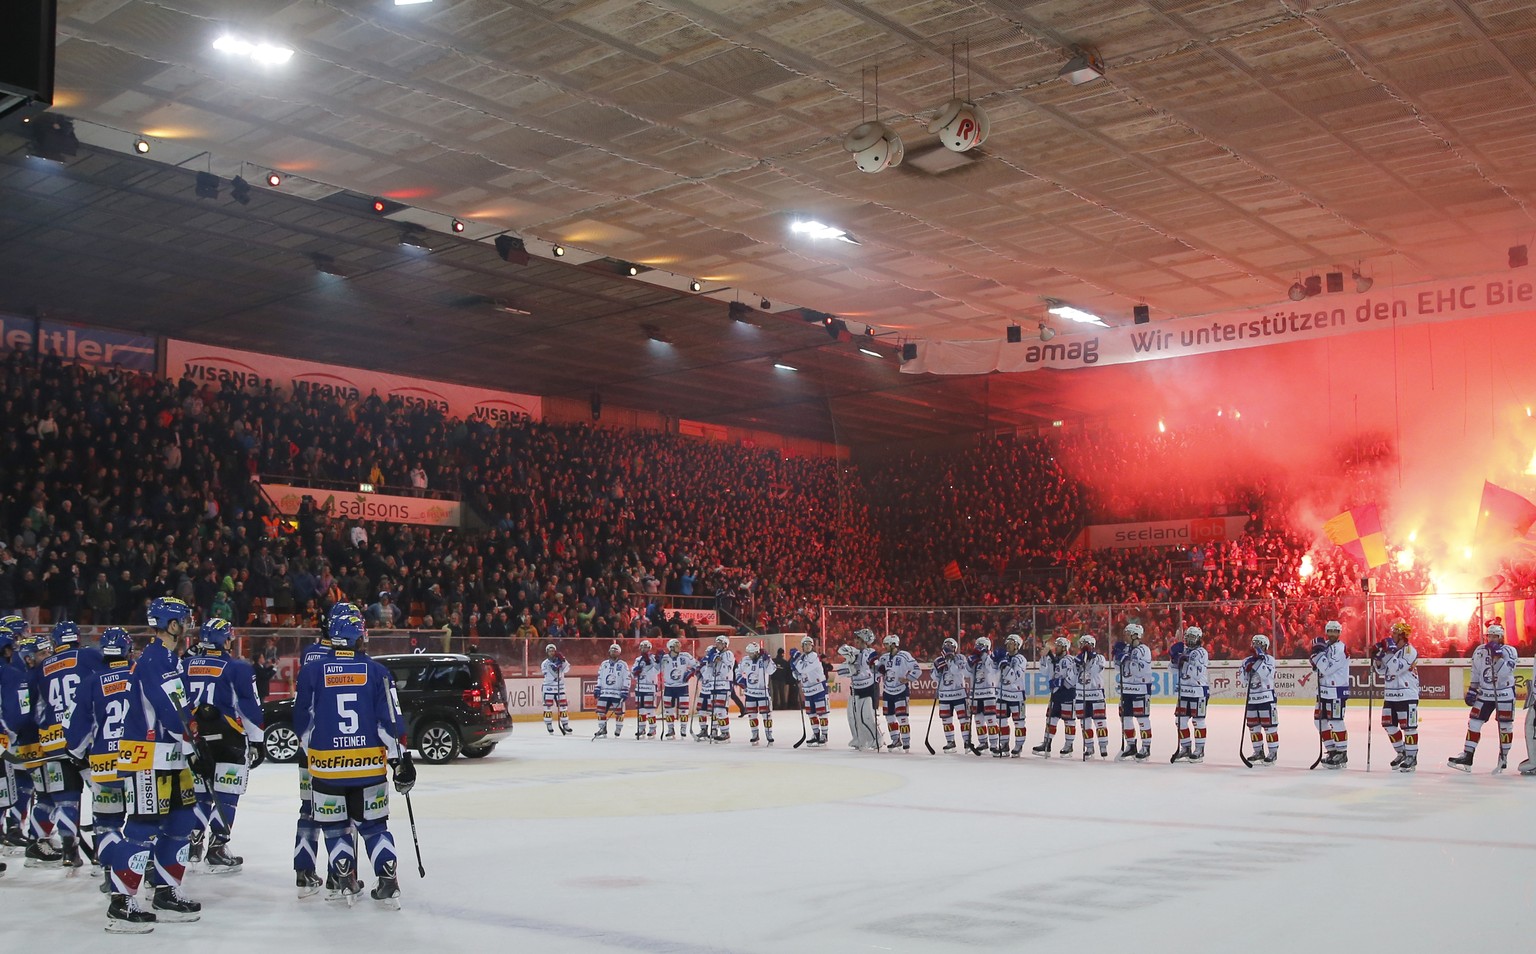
xmin=6 ymin=703 xmax=1534 ymax=952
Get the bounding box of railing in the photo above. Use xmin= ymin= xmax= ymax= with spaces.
xmin=259 ymin=473 xmax=463 ymax=501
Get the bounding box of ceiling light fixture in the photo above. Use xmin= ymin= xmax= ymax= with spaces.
xmin=450 ymin=219 xmax=465 ymax=233
xmin=491 ymin=300 xmax=531 ymax=316
xmin=1352 ymin=268 xmax=1372 ymax=293
xmin=1060 ymin=49 xmax=1105 ymax=85
xmin=858 ymin=348 xmax=882 ymax=358
xmin=265 ymin=171 xmax=282 ymax=187
xmin=552 ymin=244 xmax=565 ymax=257
xmin=688 ymin=279 xmax=702 ymax=292
xmin=620 ymin=262 xmax=640 ymax=276
xmin=790 ymin=219 xmax=859 ymax=245
xmin=133 ymin=138 xmax=150 ymax=154
xmin=1046 ymin=301 xmax=1108 ymax=326
xmin=1038 ymin=323 xmax=1057 ymax=341
xmin=212 ymin=35 xmax=295 ymax=65
xmin=394 ymin=0 xmax=432 ymax=5
xmin=760 ymin=298 xmax=771 ymax=310
xmin=27 ymin=115 xmax=79 ymax=162
xmin=1288 ymin=280 xmax=1307 ymax=302
xmin=371 ymin=198 xmax=388 ymax=214
xmin=642 ymin=323 xmax=672 ymax=344
xmin=773 ymin=363 xmax=798 ymax=372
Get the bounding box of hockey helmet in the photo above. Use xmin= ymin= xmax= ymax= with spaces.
xmin=1124 ymin=622 xmax=1144 ymax=641
xmin=1184 ymin=626 xmax=1204 ymax=644
xmin=941 ymin=637 xmax=958 ymax=653
xmin=974 ymin=636 xmax=992 ymax=652
xmin=1053 ymin=636 xmax=1070 ymax=652
xmin=853 ymin=628 xmax=876 ymax=646
xmin=1004 ymin=634 xmax=1022 ymax=652
xmin=1251 ymin=634 xmax=1270 ymax=653
xmin=639 ymin=639 xmax=653 ymax=652
xmin=1324 ymin=620 xmax=1343 ymax=636
xmin=49 ymin=620 xmax=80 ymax=650
xmin=0 ymin=615 xmax=26 ymax=641
xmin=147 ymin=596 xmax=192 ymax=631
xmin=1079 ymin=634 xmax=1097 ymax=649
xmin=883 ymin=634 xmax=900 ymax=650
xmin=608 ymin=643 xmax=622 ymax=657
xmin=199 ymin=617 xmax=233 ymax=649
xmin=99 ymin=627 xmax=133 ymax=659
xmin=715 ymin=634 xmax=730 ymax=648
xmin=800 ymin=635 xmax=816 ymax=650
xmin=329 ymin=615 xmax=365 ymax=649
xmin=667 ymin=638 xmax=681 ymax=653
xmin=545 ymin=643 xmax=558 ymax=656
xmin=745 ymin=642 xmax=761 ymax=657
xmin=1487 ymin=623 xmax=1506 ymax=641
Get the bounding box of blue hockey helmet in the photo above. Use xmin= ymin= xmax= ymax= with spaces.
xmin=100 ymin=627 xmax=133 ymax=659
xmin=51 ymin=620 xmax=80 ymax=648
xmin=329 ymin=614 xmax=365 ymax=649
xmin=199 ymin=617 xmax=233 ymax=649
xmin=0 ymin=615 xmax=26 ymax=642
xmin=147 ymin=596 xmax=193 ymax=630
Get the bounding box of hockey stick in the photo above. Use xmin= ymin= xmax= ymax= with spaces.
xmin=403 ymin=789 xmax=425 ymax=879
xmin=1308 ymin=696 xmax=1326 ymax=769
xmin=794 ymin=703 xmax=809 ymax=749
xmin=923 ymin=685 xmax=940 ymax=755
xmin=1239 ymin=662 xmax=1255 ymax=768
xmin=1365 ymin=672 xmax=1374 ymax=773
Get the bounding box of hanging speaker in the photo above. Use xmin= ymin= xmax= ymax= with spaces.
xmin=1006 ymin=325 xmax=1022 ymax=343
xmin=1133 ymin=304 xmax=1150 ymax=324
xmin=590 ymin=390 xmax=602 ymax=420
xmin=901 ymin=342 xmax=917 ymax=361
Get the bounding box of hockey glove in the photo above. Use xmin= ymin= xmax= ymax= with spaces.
xmin=247 ymin=743 xmax=266 ymax=769
xmin=391 ymin=752 xmax=417 ymax=795
xmin=1465 ymin=690 xmax=1479 ymax=707
xmin=789 ymin=649 xmax=801 ymax=662
xmin=1310 ymin=637 xmax=1327 ymax=655
xmin=190 ymin=748 xmax=216 ymax=785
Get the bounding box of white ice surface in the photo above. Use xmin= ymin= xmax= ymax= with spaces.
xmin=5 ymin=705 xmax=1533 ymax=952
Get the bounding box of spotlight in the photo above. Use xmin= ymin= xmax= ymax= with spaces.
xmin=1288 ymin=281 xmax=1306 ymax=302
xmin=231 ymin=175 xmax=252 ymax=205
xmin=858 ymin=347 xmax=882 ymax=358
xmin=212 ymin=35 xmax=294 ymax=65
xmin=27 ymin=115 xmax=79 ymax=162
xmin=133 ymin=138 xmax=151 ymax=154
xmin=371 ymin=198 xmax=388 ymax=214
xmin=841 ymin=121 xmax=903 ymax=173
xmin=1353 ymin=269 xmax=1373 ymax=293
xmin=1006 ymin=324 xmax=1022 ymax=343
xmin=1060 ymin=50 xmax=1105 ymax=85
xmin=195 ymin=172 xmax=221 ymax=199
xmin=641 ymin=323 xmax=672 ymax=344
xmin=450 ymin=219 xmax=466 ymax=233
xmin=626 ymin=263 xmax=640 ymax=276
xmin=552 ymin=244 xmax=565 ymax=257
xmin=760 ymin=299 xmax=771 ymax=310
xmin=689 ymin=279 xmax=702 ymax=292
xmin=824 ymin=317 xmax=849 ymax=341
xmin=1512 ymin=245 xmax=1529 ymax=269
xmin=495 ymin=235 xmax=530 ymax=265
xmin=773 ymin=363 xmax=798 ymax=372
xmin=1038 ymin=323 xmax=1057 ymax=342
xmin=266 ymin=171 xmax=282 ymax=187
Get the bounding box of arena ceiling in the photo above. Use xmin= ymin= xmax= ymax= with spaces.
xmin=1 ymin=0 xmax=1533 ymax=446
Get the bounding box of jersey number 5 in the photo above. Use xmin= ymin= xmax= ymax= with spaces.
xmin=337 ymin=693 xmax=360 ymax=735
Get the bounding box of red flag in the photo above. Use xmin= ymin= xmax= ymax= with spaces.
xmin=1476 ymin=481 xmax=1536 ymax=544
xmin=942 ymin=560 xmax=962 ymax=582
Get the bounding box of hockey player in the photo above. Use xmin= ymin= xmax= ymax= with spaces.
xmin=697 ymin=635 xmax=735 ymax=741
xmin=932 ymin=637 xmax=973 ymax=752
xmin=541 ymin=644 xmax=572 ymax=735
xmin=1076 ymin=635 xmax=1109 ymax=759
xmin=0 ymin=621 xmax=22 ymax=870
xmin=33 ymin=621 xmax=92 ymax=870
xmin=1373 ymin=620 xmax=1419 ymax=773
xmin=293 ymin=614 xmax=413 ymax=909
xmin=875 ymin=635 xmax=919 ymax=752
xmin=997 ymin=635 xmax=1029 ymax=757
xmin=107 ymin=596 xmax=202 ymax=933
xmin=1310 ymin=620 xmax=1350 ymax=768
xmin=840 ymin=630 xmax=880 ymax=751
xmin=1239 ymin=634 xmax=1279 ymax=765
xmin=183 ymin=618 xmax=265 ymax=872
xmin=631 ymin=639 xmax=661 ymax=739
xmin=593 ymin=643 xmax=631 ymax=738
xmin=969 ymin=636 xmax=1001 ymax=756
xmin=790 ymin=636 xmax=830 ymax=746
xmin=735 ymin=643 xmax=776 ymax=745
xmin=65 ymin=627 xmax=135 ymax=893
xmin=294 ymin=617 xmax=340 ymax=898
xmin=660 ymin=638 xmax=696 ymax=739
xmin=1450 ymin=622 xmax=1518 ymax=773
xmin=1034 ymin=636 xmax=1078 ymax=757
xmin=1 ymin=618 xmax=40 ymax=856
xmin=1115 ymin=623 xmax=1154 ymax=761
xmin=1173 ymin=626 xmax=1210 ymax=763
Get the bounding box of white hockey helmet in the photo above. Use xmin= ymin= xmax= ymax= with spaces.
xmin=854 ymin=628 xmax=877 ymax=646
xmin=545 ymin=643 xmax=557 ymax=656
xmin=1486 ymin=623 xmax=1506 ymax=641
xmin=745 ymin=641 xmax=760 ymax=657
xmin=608 ymin=643 xmax=622 ymax=657
xmin=1324 ymin=620 xmax=1342 ymax=636
xmin=1124 ymin=622 xmax=1144 ymax=641
xmin=800 ymin=635 xmax=815 ymax=650
xmin=974 ymin=636 xmax=992 ymax=652
xmin=715 ymin=634 xmax=730 ymax=648
xmin=1004 ymin=633 xmax=1022 ymax=652
xmin=1184 ymin=626 xmax=1204 ymax=644
xmin=1079 ymin=634 xmax=1096 ymax=649
xmin=639 ymin=639 xmax=653 ymax=652
xmin=883 ymin=634 xmax=900 ymax=650
xmin=941 ymin=637 xmax=958 ymax=652
xmin=666 ymin=638 xmax=681 ymax=653
xmin=1251 ymin=634 xmax=1270 ymax=652
xmin=1053 ymin=636 xmax=1070 ymax=652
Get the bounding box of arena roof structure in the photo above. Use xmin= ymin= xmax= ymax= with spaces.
xmin=1 ymin=0 xmax=1533 ymax=445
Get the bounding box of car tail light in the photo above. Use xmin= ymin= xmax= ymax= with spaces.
xmin=462 ymin=687 xmax=484 ymax=708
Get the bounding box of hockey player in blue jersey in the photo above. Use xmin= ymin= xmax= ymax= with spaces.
xmin=1 ymin=616 xmax=38 ymax=855
xmin=107 ymin=596 xmax=202 ymax=933
xmin=293 ymin=613 xmax=412 ymax=909
xmin=33 ymin=620 xmax=94 ymax=870
xmin=65 ymin=627 xmax=136 ymax=894
xmin=184 ymin=617 xmax=266 ymax=873
xmin=293 ymin=613 xmax=343 ymax=897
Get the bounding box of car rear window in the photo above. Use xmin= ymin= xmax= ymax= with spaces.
xmin=388 ymin=662 xmax=471 ymax=692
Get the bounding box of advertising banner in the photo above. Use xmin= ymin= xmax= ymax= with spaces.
xmin=1079 ymin=516 xmax=1251 ymax=550
xmin=262 ymin=481 xmax=462 ymax=528
xmin=0 ymin=314 xmax=156 ymax=371
xmin=668 ymin=608 xmax=719 ymax=626
xmin=166 ymin=339 xmax=541 ymax=423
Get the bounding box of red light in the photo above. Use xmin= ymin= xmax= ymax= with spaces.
xmin=372 ymin=198 xmax=387 ymax=214
xmin=462 ymin=687 xmax=484 ymax=708
xmin=266 ymin=172 xmax=282 ymax=187
xmin=451 ymin=219 xmax=465 ymax=233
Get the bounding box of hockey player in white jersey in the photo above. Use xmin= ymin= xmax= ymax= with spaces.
xmin=1239 ymin=634 xmax=1279 ymax=765
xmin=932 ymin=638 xmax=973 ymax=752
xmin=997 ymin=635 xmax=1029 ymax=758
xmin=839 ymin=630 xmax=881 ymax=751
xmin=659 ymin=639 xmax=696 ymax=739
xmin=875 ymin=635 xmax=920 ymax=752
xmin=1310 ymin=621 xmax=1351 ymax=768
xmin=697 ymin=635 xmax=735 ymax=742
xmin=1173 ymin=626 xmax=1210 ymax=763
xmin=734 ymin=643 xmax=776 ymax=745
xmin=969 ymin=636 xmax=1002 ymax=757
xmin=1449 ymin=622 xmax=1519 ymax=773
xmin=1373 ymin=620 xmax=1420 ymax=772
xmin=631 ymin=640 xmax=661 ymax=739
xmin=541 ymin=644 xmax=572 ymax=735
xmin=790 ymin=637 xmax=830 ymax=746
xmin=1114 ymin=623 xmax=1154 ymax=761
xmin=593 ymin=644 xmax=632 ymax=739
xmin=1076 ymin=635 xmax=1110 ymax=759
xmin=1034 ymin=637 xmax=1079 ymax=757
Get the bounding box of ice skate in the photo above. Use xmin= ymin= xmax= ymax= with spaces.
xmin=1494 ymin=754 xmax=1509 ymax=775
xmin=296 ymin=869 xmax=323 ymax=898
xmin=205 ymin=837 xmax=242 ymax=874
xmin=1324 ymin=752 xmax=1347 ymax=769
xmin=592 ymin=724 xmax=608 ymax=740
xmin=943 ymin=741 xmax=957 ymax=752
xmin=1389 ymin=752 xmax=1405 ymax=768
xmin=325 ymin=860 xmax=363 ymax=906
xmin=187 ymin=829 xmax=205 ymax=864
xmin=370 ymin=861 xmax=401 ymax=910
xmin=59 ymin=837 xmax=84 ymax=872
xmin=24 ymin=839 xmax=62 ymax=868
xmin=1187 ymin=750 xmax=1205 ymax=764
xmin=1397 ymin=754 xmax=1417 ymax=773
xmin=151 ymin=884 xmax=202 ymax=922
xmin=1116 ymin=745 xmax=1137 ymax=762
xmin=1059 ymin=743 xmax=1074 ymax=758
xmin=1171 ymin=747 xmax=1188 ymax=762
xmin=1447 ymin=751 xmax=1473 ymax=772
xmin=1261 ymin=753 xmax=1278 ymax=766
xmin=1135 ymin=747 xmax=1151 ymax=761
xmin=105 ymin=894 xmax=156 ymax=934
xmin=1031 ymin=741 xmax=1051 ymax=757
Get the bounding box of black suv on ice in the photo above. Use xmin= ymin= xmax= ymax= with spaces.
xmin=262 ymin=653 xmax=514 ymax=764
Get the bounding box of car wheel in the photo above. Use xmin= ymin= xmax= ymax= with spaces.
xmin=264 ymin=722 xmax=301 ymax=763
xmin=462 ymin=743 xmax=496 ymax=759
xmin=417 ymin=721 xmax=461 ymax=763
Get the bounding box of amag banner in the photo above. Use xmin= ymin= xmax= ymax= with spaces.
xmin=0 ymin=314 xmax=156 ymax=371
xmin=262 ymin=481 xmax=462 ymax=528
xmin=1077 ymin=516 xmax=1250 ymax=550
xmin=166 ymin=339 xmax=541 ymax=423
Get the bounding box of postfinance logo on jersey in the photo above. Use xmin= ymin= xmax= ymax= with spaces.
xmin=308 ymin=747 xmax=386 ymax=779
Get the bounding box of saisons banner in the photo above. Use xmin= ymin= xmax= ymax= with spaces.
xmin=0 ymin=314 xmax=156 ymax=372
xmin=1076 ymin=516 xmax=1251 ymax=550
xmin=165 ymin=340 xmax=541 ymax=423
xmin=262 ymin=482 xmax=462 ymax=528
xmin=903 ymin=270 xmax=1536 ymax=375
